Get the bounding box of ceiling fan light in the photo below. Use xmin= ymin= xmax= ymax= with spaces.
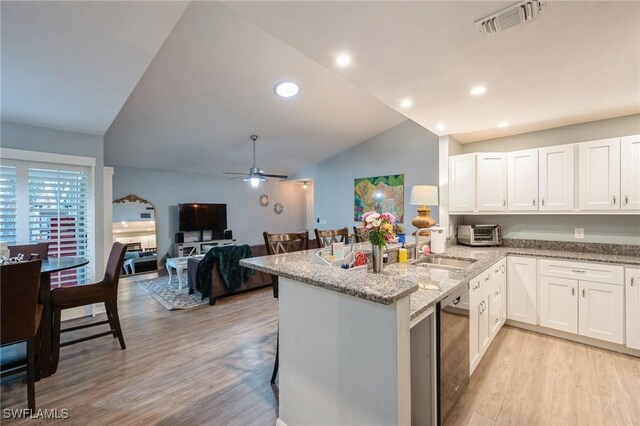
xmin=249 ymin=177 xmax=260 ymax=188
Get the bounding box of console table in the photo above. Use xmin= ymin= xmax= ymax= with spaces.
xmin=173 ymin=239 xmax=235 ymax=257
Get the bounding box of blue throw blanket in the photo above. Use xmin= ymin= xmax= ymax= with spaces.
xmin=196 ymin=244 xmax=255 ymax=299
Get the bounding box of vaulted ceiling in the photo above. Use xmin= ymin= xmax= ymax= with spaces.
xmin=2 ymin=1 xmax=638 ymax=175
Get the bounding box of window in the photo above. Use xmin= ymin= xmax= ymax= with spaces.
xmin=0 ymin=160 xmax=91 ymax=288
xmin=0 ymin=165 xmax=17 ymax=244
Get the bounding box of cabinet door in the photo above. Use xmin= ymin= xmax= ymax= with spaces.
xmin=578 ymin=281 xmax=624 ymax=344
xmin=489 ymin=261 xmax=505 ymax=337
xmin=506 ymin=256 xmax=537 ymax=325
xmin=578 ymin=138 xmax=621 ymax=210
xmin=508 ymin=149 xmax=539 ymax=211
xmin=539 ymin=276 xmax=578 ymax=334
xmin=469 ymin=277 xmax=481 ymax=373
xmin=476 ymin=153 xmax=507 ymax=211
xmin=621 ymin=135 xmax=640 ymax=211
xmin=539 ymin=144 xmax=575 ymax=211
xmin=626 ymin=268 xmax=640 ymax=350
xmin=449 ymin=154 xmax=476 ymax=212
xmin=478 ymin=296 xmax=491 ymax=354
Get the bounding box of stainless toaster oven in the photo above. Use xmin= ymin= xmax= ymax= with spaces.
xmin=457 ymin=225 xmax=501 ymax=246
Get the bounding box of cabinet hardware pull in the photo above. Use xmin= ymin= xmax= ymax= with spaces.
xmin=495 ymin=291 xmax=499 ymax=296
xmin=452 ymin=297 xmax=460 ymax=306
xmin=495 ymin=318 xmax=500 ymax=323
xmin=613 ymin=196 xmax=616 ymax=205
xmin=571 ymin=269 xmax=586 ymax=273
xmin=502 ymin=198 xmax=506 ymax=206
xmin=533 ymin=198 xmax=536 ymax=206
xmin=572 ymin=287 xmax=575 ymax=296
xmin=582 ymin=289 xmax=586 ymax=297
xmin=541 ymin=198 xmax=545 ymax=206
xmin=631 ymin=277 xmax=634 ymax=287
xmin=625 ymin=195 xmax=629 ymax=205
xmin=485 ymin=275 xmax=490 ymax=281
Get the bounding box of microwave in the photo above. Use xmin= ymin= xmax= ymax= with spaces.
xmin=457 ymin=225 xmax=501 ymax=247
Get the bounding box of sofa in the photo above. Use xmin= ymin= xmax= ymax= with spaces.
xmin=186 ymin=244 xmax=272 ymax=305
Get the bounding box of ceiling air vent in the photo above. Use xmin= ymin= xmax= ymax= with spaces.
xmin=475 ymin=0 xmax=546 ymax=37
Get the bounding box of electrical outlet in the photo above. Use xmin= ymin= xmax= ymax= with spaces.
xmin=574 ymin=228 xmax=584 ymax=239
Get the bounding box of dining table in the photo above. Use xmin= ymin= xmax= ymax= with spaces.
xmin=36 ymin=256 xmax=89 ymax=379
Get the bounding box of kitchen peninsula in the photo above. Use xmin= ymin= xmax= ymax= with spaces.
xmin=241 ymin=241 xmax=640 ymax=426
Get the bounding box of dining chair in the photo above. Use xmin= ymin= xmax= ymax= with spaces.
xmin=262 ymin=231 xmax=309 ymax=384
xmin=314 ymin=227 xmax=349 ymax=248
xmin=8 ymin=242 xmax=50 ymax=260
xmin=353 ymin=226 xmax=368 ymax=243
xmin=50 ymin=242 xmax=127 ymax=373
xmin=0 ymin=260 xmax=43 ymax=411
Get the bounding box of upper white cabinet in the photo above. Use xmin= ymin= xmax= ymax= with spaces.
xmin=578 ymin=138 xmax=621 ymax=211
xmin=626 ymin=268 xmax=640 ymax=350
xmin=620 ymin=135 xmax=640 ymax=211
xmin=476 ymin=153 xmax=507 ymax=212
xmin=539 ymin=144 xmax=574 ymax=211
xmin=448 ymin=154 xmax=476 ymax=212
xmin=508 ymin=149 xmax=538 ymax=211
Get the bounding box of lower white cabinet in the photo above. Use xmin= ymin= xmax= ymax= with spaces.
xmin=538 ymin=259 xmax=625 ymax=344
xmin=539 ymin=276 xmax=578 ymax=334
xmin=506 ymin=256 xmax=537 ymax=324
xmin=625 ymin=268 xmax=640 ymax=350
xmin=578 ymin=281 xmax=624 ymax=344
xmin=469 ymin=260 xmax=506 ymax=374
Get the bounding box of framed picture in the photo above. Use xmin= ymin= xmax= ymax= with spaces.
xmin=354 ymin=174 xmax=404 ymax=222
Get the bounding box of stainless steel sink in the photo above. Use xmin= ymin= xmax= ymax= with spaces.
xmin=412 ymin=257 xmax=476 ymax=270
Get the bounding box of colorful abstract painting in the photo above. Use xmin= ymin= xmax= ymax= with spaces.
xmin=354 ymin=174 xmax=404 ymax=222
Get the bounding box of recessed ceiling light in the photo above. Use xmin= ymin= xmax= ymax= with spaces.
xmin=436 ymin=123 xmax=446 ymax=131
xmin=498 ymin=121 xmax=510 ymax=128
xmin=470 ymin=85 xmax=487 ymax=96
xmin=335 ymin=54 xmax=351 ymax=67
xmin=400 ymin=99 xmax=413 ymax=109
xmin=274 ymin=81 xmax=299 ymax=98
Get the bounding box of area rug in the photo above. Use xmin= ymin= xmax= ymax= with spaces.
xmin=137 ymin=276 xmax=208 ymax=310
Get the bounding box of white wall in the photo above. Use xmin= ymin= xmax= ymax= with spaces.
xmin=451 ymin=114 xmax=640 ymax=244
xmin=112 ymin=166 xmax=307 ymax=259
xmin=0 ymin=120 xmax=107 ymax=276
xmin=295 ymin=120 xmax=439 ymax=232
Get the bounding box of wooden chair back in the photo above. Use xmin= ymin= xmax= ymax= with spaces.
xmin=1 ymin=260 xmax=42 ymax=344
xmin=353 ymin=226 xmax=368 ymax=243
xmin=263 ymin=231 xmax=310 ymax=255
xmin=314 ymin=227 xmax=349 ymax=248
xmin=8 ymin=242 xmax=50 ymax=260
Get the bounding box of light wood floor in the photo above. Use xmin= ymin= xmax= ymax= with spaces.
xmin=2 ymin=273 xmax=638 ymax=425
xmin=446 ymin=326 xmax=640 ymax=426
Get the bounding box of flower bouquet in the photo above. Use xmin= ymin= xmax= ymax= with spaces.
xmin=360 ymin=211 xmax=397 ymax=272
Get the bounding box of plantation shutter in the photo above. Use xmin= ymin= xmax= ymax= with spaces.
xmin=0 ymin=165 xmax=18 ymax=244
xmin=28 ymin=165 xmax=90 ymax=288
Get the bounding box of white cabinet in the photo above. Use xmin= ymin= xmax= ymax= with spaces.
xmin=626 ymin=268 xmax=640 ymax=350
xmin=539 ymin=275 xmax=578 ymax=334
xmin=539 ymin=144 xmax=574 ymax=211
xmin=506 ymin=256 xmax=537 ymax=325
xmin=508 ymin=149 xmax=538 ymax=211
xmin=578 ymin=138 xmax=621 ymax=210
xmin=476 ymin=153 xmax=507 ymax=211
xmin=621 ymin=135 xmax=640 ymax=210
xmin=578 ymin=280 xmax=624 ymax=344
xmin=448 ymin=154 xmax=476 ymax=212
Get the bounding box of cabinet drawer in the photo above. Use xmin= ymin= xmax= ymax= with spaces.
xmin=538 ymin=259 xmax=623 ymax=285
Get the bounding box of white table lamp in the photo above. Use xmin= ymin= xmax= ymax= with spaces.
xmin=409 ymin=185 xmax=439 ymax=230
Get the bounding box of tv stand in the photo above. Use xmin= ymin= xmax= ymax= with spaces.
xmin=174 ymin=239 xmax=235 ymax=258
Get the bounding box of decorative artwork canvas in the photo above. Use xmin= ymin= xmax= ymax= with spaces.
xmin=354 ymin=174 xmax=404 ymax=222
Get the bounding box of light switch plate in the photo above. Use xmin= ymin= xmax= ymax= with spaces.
xmin=574 ymin=228 xmax=584 ymax=239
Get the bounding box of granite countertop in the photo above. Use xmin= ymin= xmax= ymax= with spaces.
xmin=241 ymin=242 xmax=640 ymax=320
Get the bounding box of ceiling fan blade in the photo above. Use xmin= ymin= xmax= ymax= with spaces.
xmin=228 ymin=175 xmax=248 ymax=180
xmin=223 ymin=172 xmax=247 ymax=175
xmin=262 ymin=173 xmax=288 ymax=179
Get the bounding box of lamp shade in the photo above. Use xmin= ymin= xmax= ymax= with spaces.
xmin=409 ymin=185 xmax=439 ymax=206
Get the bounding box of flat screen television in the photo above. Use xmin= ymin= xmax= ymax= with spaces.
xmin=179 ymin=203 xmax=227 ymax=232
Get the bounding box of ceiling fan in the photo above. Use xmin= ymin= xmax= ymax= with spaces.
xmin=224 ymin=135 xmax=288 ymax=187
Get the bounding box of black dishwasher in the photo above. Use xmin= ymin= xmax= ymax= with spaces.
xmin=436 ymin=284 xmax=470 ymax=425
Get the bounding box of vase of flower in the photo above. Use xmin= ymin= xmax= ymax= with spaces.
xmin=359 ymin=211 xmax=397 ymax=273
